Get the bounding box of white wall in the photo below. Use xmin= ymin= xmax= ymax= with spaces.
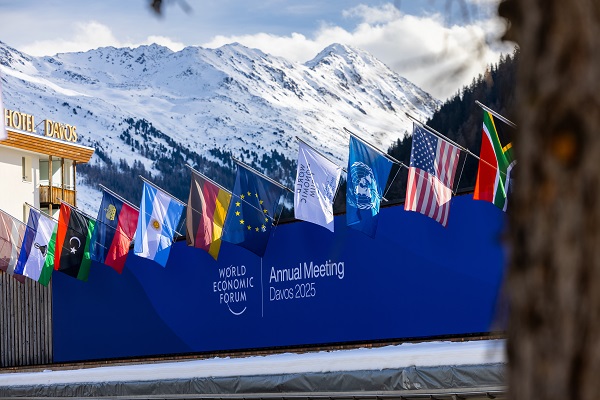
xmin=0 ymin=146 xmax=40 ymax=222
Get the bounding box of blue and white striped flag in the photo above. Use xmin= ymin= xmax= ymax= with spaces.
xmin=134 ymin=182 xmax=185 ymax=267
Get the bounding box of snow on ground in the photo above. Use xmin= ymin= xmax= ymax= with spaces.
xmin=0 ymin=339 xmax=505 ymax=386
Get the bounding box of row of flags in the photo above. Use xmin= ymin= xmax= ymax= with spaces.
xmin=0 ymin=107 xmax=515 ymax=286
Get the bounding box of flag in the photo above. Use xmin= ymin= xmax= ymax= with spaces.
xmin=346 ymin=136 xmax=393 ymax=237
xmin=222 ymin=163 xmax=284 ymax=257
xmin=405 ymin=124 xmax=461 ymax=227
xmin=474 ymin=111 xmax=516 ymax=211
xmin=134 ymin=181 xmax=185 ymax=267
xmin=0 ymin=71 xmax=6 ymax=141
xmin=0 ymin=209 xmax=27 ymax=282
xmin=14 ymin=208 xmax=55 ymax=283
xmin=39 ymin=225 xmax=57 ymax=286
xmin=186 ymin=170 xmax=231 ymax=260
xmin=294 ymin=142 xmax=342 ymax=232
xmin=53 ymin=203 xmax=96 ymax=281
xmin=90 ymin=190 xmax=139 ymax=273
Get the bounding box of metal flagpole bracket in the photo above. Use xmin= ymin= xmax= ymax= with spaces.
xmin=231 ymin=157 xmax=294 ymax=193
xmin=404 ymin=113 xmax=472 ymax=156
xmin=98 ymin=184 xmax=140 ymax=211
xmin=185 ymin=163 xmax=232 ymax=195
xmin=475 ymin=100 xmax=517 ymax=128
xmin=343 ymin=127 xmax=408 ymax=169
xmin=295 ymin=136 xmax=347 ymax=172
xmin=138 ymin=175 xmax=187 ymax=206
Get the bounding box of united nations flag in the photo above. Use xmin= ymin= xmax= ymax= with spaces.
xmin=346 ymin=135 xmax=393 ymax=237
xmin=222 ymin=163 xmax=285 ymax=257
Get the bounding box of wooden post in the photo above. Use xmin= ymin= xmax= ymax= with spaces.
xmin=61 ymin=157 xmax=65 ymax=205
xmin=48 ymin=155 xmax=52 ymax=216
xmin=73 ymin=161 xmax=77 ymax=207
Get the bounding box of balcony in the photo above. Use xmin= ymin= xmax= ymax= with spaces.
xmin=39 ymin=185 xmax=76 ymax=207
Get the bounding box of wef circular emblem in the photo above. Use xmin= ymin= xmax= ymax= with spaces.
xmin=348 ymin=161 xmax=380 ymax=210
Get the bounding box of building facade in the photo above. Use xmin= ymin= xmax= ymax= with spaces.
xmin=0 ymin=108 xmax=93 ymax=367
xmin=0 ymin=108 xmax=93 ymax=221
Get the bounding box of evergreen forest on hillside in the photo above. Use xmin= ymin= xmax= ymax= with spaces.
xmin=383 ymin=50 xmax=518 ymax=205
xmin=78 ymin=50 xmax=517 ymax=220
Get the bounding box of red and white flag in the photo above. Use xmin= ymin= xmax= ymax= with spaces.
xmin=405 ymin=124 xmax=461 ymax=227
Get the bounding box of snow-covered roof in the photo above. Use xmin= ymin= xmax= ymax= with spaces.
xmin=0 ymin=339 xmax=506 ymax=399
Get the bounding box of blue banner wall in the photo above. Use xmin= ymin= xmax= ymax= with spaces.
xmin=53 ymin=195 xmax=506 ymax=362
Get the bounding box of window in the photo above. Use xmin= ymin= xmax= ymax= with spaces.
xmin=52 ymin=159 xmax=62 ymax=188
xmin=21 ymin=157 xmax=32 ymax=182
xmin=39 ymin=160 xmax=49 ymax=185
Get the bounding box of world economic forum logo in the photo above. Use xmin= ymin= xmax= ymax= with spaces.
xmin=348 ymin=161 xmax=381 ymax=210
xmin=213 ymin=265 xmax=255 ymax=316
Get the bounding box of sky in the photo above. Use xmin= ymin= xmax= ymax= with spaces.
xmin=0 ymin=0 xmax=514 ymax=100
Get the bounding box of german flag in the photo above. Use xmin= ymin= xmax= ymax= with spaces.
xmin=186 ymin=170 xmax=231 ymax=260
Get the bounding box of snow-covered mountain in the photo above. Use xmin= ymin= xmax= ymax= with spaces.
xmin=0 ymin=41 xmax=440 ymax=213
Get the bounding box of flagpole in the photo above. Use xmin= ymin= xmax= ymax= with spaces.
xmin=57 ymin=198 xmax=101 ymax=223
xmin=185 ymin=164 xmax=231 ymax=194
xmin=138 ymin=176 xmax=187 ymax=206
xmin=228 ymin=157 xmax=291 ymax=230
xmin=405 ymin=112 xmax=512 ymax=178
xmin=404 ymin=113 xmax=474 ymax=157
xmin=343 ymin=127 xmax=409 ymax=169
xmin=295 ymin=136 xmax=347 ymax=172
xmin=475 ymin=100 xmax=517 ymax=128
xmin=343 ymin=128 xmax=397 ymax=202
xmin=24 ymin=202 xmax=60 ymax=224
xmin=24 ymin=201 xmax=97 ymax=249
xmin=99 ymin=184 xmax=139 ymax=211
xmin=294 ymin=136 xmax=346 ymax=206
xmin=137 ymin=176 xmax=187 ymax=240
xmin=231 ymin=157 xmax=294 ymax=193
xmin=0 ymin=207 xmax=28 ymax=226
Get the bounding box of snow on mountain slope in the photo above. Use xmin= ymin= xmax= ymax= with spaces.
xmin=0 ymin=41 xmax=440 ymax=213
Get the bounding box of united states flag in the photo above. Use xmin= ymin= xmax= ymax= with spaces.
xmin=405 ymin=124 xmax=461 ymax=227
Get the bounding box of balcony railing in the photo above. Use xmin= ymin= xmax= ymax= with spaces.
xmin=39 ymin=185 xmax=76 ymax=206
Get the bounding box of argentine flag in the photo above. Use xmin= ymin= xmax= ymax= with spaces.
xmin=134 ymin=181 xmax=185 ymax=267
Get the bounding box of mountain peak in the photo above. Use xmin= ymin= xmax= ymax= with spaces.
xmin=305 ymin=43 xmax=365 ymax=68
xmin=0 ymin=41 xmax=440 ymax=213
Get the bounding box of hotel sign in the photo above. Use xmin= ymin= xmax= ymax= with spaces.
xmin=4 ymin=109 xmax=78 ymax=142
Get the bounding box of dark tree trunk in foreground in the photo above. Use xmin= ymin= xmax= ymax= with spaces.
xmin=499 ymin=0 xmax=600 ymax=399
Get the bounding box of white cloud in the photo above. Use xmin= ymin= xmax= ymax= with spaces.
xmin=21 ymin=21 xmax=121 ymax=55
xmin=16 ymin=4 xmax=514 ymax=100
xmin=341 ymin=3 xmax=402 ymax=24
xmin=202 ymin=4 xmax=514 ymax=100
xmin=20 ymin=21 xmax=186 ymax=56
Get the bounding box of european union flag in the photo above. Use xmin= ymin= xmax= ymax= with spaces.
xmin=223 ymin=164 xmax=285 ymax=257
xmin=346 ymin=135 xmax=393 ymax=237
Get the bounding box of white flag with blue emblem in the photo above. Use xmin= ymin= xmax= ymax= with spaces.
xmin=134 ymin=181 xmax=185 ymax=267
xmin=294 ymin=142 xmax=342 ymax=232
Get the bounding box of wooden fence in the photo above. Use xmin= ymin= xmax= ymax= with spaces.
xmin=0 ymin=272 xmax=52 ymax=367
